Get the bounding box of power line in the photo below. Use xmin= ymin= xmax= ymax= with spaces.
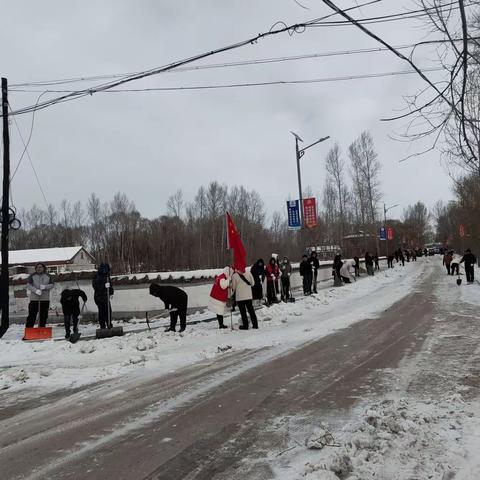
xmin=4 ymin=0 xmax=384 ymax=117
xmin=8 ymin=2 xmax=470 ymax=89
xmin=8 ymin=42 xmax=456 ymax=89
xmin=8 ymin=67 xmax=446 ymax=94
xmin=8 ymin=102 xmax=50 ymax=209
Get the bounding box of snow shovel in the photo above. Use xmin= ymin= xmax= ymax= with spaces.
xmin=96 ymin=295 xmax=124 ymax=339
xmin=457 ymin=274 xmax=462 ymax=286
xmin=69 ymin=302 xmax=86 ymax=344
xmin=23 ymin=299 xmax=52 ymax=341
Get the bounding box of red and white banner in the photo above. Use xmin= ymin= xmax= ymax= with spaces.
xmin=226 ymin=212 xmax=247 ymax=272
xmin=387 ymin=226 xmax=394 ymax=241
xmin=303 ymin=198 xmax=317 ymax=229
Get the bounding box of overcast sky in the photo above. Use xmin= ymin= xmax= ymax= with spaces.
xmin=1 ymin=0 xmax=457 ymax=223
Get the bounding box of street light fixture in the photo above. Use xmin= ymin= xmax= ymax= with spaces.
xmin=291 ymin=131 xmax=330 ymax=227
xmin=383 ymin=203 xmax=399 ymax=260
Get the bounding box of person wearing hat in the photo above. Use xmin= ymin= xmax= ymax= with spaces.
xmin=25 ymin=263 xmax=55 ymax=328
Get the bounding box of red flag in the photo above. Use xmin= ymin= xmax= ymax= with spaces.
xmin=226 ymin=212 xmax=247 ymax=272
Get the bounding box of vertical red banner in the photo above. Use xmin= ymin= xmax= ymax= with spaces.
xmin=303 ymin=198 xmax=317 ymax=228
xmin=387 ymin=227 xmax=394 ymax=240
xmin=459 ymin=224 xmax=465 ymax=238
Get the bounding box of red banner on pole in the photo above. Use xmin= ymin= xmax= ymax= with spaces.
xmin=303 ymin=198 xmax=317 ymax=228
xmin=226 ymin=212 xmax=247 ymax=272
xmin=459 ymin=224 xmax=465 ymax=238
xmin=387 ymin=227 xmax=394 ymax=240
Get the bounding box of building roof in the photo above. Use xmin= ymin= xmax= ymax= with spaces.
xmin=9 ymin=246 xmax=95 ymax=266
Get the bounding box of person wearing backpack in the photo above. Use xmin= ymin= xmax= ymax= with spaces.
xmin=231 ymin=267 xmax=258 ymax=330
xmin=60 ymin=288 xmax=88 ymax=339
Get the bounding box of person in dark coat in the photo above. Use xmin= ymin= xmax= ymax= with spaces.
xmin=250 ymin=258 xmax=266 ymax=303
xmin=92 ymin=263 xmax=114 ymax=330
xmin=387 ymin=254 xmax=394 ymax=269
xmin=309 ymin=251 xmax=320 ymax=294
xmin=60 ymin=288 xmax=88 ymax=339
xmin=265 ymin=257 xmax=280 ymax=305
xmin=150 ymin=284 xmax=189 ymax=332
xmin=399 ymin=249 xmax=405 ymax=266
xmin=460 ymin=249 xmax=477 ymax=284
xmin=333 ymin=253 xmax=343 ymax=283
xmin=365 ymin=252 xmax=374 ymax=276
xmin=353 ymin=256 xmax=360 ymax=277
xmin=374 ymin=253 xmax=380 ymax=270
xmin=300 ymin=254 xmax=312 ymax=295
xmin=280 ymin=256 xmax=292 ymax=301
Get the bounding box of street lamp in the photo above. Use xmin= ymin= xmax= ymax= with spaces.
xmin=383 ymin=203 xmax=398 ymax=260
xmin=291 ymin=131 xmax=330 ymax=227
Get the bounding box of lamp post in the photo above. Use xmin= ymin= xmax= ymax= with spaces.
xmin=383 ymin=203 xmax=398 ymax=260
xmin=291 ymin=132 xmax=329 ymax=227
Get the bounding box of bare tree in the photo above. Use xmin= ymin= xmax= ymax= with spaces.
xmin=166 ymin=189 xmax=185 ymax=218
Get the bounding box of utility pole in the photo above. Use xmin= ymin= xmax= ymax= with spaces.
xmin=383 ymin=203 xmax=398 ymax=263
xmin=0 ymin=78 xmax=10 ymax=338
xmin=294 ymin=135 xmax=304 ymax=228
xmin=291 ymin=131 xmax=330 ymax=228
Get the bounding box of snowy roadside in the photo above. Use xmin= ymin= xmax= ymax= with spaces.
xmin=0 ymin=260 xmax=428 ymax=399
xmin=261 ymin=262 xmax=480 ymax=480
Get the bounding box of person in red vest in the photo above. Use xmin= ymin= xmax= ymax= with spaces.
xmin=208 ymin=267 xmax=232 ymax=329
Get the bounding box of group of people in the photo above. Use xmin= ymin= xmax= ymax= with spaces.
xmin=25 ymin=262 xmax=114 ymax=339
xmin=24 ymin=245 xmax=479 ymax=339
xmin=443 ymin=249 xmax=477 ymax=283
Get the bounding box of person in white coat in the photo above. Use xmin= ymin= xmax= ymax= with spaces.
xmin=339 ymin=259 xmax=356 ymax=284
xmin=231 ymin=268 xmax=258 ymax=330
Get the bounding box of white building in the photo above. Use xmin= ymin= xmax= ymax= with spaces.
xmin=9 ymin=246 xmax=96 ymax=275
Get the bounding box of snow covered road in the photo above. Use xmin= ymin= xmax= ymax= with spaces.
xmin=1 ymin=258 xmax=479 ymax=479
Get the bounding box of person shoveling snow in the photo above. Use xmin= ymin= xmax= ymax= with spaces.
xmin=149 ymin=284 xmax=189 ymax=332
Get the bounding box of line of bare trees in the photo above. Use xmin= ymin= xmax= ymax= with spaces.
xmin=10 ymin=129 xmax=440 ymax=273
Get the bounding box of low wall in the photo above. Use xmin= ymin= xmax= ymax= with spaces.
xmin=9 ymin=259 xmax=385 ymax=323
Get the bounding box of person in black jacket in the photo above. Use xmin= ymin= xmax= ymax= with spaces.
xmin=309 ymin=251 xmax=320 ymax=294
xmin=150 ymin=284 xmax=189 ymax=332
xmin=365 ymin=252 xmax=374 ymax=275
xmin=333 ymin=253 xmax=343 ymax=281
xmin=460 ymin=249 xmax=477 ymax=284
xmin=250 ymin=259 xmax=266 ymax=304
xmin=60 ymin=288 xmax=88 ymax=339
xmin=92 ymin=263 xmax=114 ymax=329
xmin=300 ymin=254 xmax=312 ymax=295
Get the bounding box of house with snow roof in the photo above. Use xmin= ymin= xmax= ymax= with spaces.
xmin=9 ymin=246 xmax=96 ymax=275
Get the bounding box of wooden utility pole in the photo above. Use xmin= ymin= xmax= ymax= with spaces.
xmin=0 ymin=77 xmax=10 ymax=338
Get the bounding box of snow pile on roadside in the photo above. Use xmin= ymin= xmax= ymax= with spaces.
xmin=272 ymin=395 xmax=480 ymax=480
xmin=0 ymin=261 xmax=427 ymax=397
